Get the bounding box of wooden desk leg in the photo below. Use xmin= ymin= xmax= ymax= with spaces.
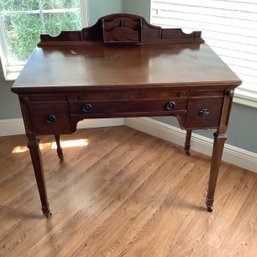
xmin=54 ymin=134 xmax=64 ymax=161
xmin=184 ymin=130 xmax=192 ymax=156
xmin=27 ymin=135 xmax=52 ymax=219
xmin=206 ymin=131 xmax=227 ymax=212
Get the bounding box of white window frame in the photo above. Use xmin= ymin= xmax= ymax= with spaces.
xmin=0 ymin=0 xmax=88 ymax=81
xmin=150 ymin=0 xmax=257 ymax=108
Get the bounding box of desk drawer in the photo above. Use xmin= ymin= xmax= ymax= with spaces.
xmin=29 ymin=103 xmax=71 ymax=134
xmin=69 ymin=98 xmax=187 ymax=118
xmin=68 ymin=88 xmax=189 ymax=117
xmin=186 ymin=97 xmax=223 ymax=129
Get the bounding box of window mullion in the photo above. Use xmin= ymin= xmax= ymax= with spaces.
xmin=0 ymin=14 xmax=10 ymax=78
xmin=80 ymin=0 xmax=88 ymax=27
xmin=38 ymin=0 xmax=46 ymax=33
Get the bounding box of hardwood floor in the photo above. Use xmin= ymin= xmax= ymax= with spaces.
xmin=0 ymin=126 xmax=257 ymax=257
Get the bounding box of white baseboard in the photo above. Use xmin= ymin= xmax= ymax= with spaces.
xmin=77 ymin=118 xmax=124 ymax=129
xmin=0 ymin=118 xmax=124 ymax=137
xmin=124 ymin=117 xmax=257 ymax=173
xmin=0 ymin=118 xmax=26 ymax=136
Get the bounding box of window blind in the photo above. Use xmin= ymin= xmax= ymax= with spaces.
xmin=151 ymin=0 xmax=257 ymax=102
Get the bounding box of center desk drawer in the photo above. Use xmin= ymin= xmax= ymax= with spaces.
xmin=69 ymin=98 xmax=187 ymax=117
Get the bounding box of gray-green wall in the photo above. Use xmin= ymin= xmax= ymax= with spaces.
xmin=122 ymin=0 xmax=150 ymax=21
xmin=87 ymin=0 xmax=122 ymax=25
xmin=0 ymin=66 xmax=21 ymax=119
xmin=1 ymin=0 xmax=257 ymax=154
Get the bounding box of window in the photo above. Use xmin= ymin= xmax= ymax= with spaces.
xmin=0 ymin=0 xmax=88 ymax=80
xmin=151 ymin=0 xmax=257 ymax=107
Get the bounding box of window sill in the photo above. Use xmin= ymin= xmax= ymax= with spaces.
xmin=5 ymin=65 xmax=24 ymax=81
xmin=234 ymin=89 xmax=257 ymax=109
xmin=5 ymin=71 xmax=19 ymax=81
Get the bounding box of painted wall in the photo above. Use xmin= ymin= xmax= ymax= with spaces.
xmin=87 ymin=0 xmax=123 ymax=25
xmin=0 ymin=64 xmax=21 ymax=119
xmin=122 ymin=0 xmax=151 ymax=21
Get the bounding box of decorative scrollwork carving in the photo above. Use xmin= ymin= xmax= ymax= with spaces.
xmin=38 ymin=13 xmax=204 ymax=46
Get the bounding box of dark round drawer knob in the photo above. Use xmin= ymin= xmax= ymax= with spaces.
xmin=82 ymin=103 xmax=93 ymax=113
xmin=46 ymin=114 xmax=56 ymax=124
xmin=199 ymin=108 xmax=210 ymax=118
xmin=165 ymin=101 xmax=176 ymax=111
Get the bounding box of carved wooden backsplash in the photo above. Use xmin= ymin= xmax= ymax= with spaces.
xmin=38 ymin=13 xmax=204 ymax=46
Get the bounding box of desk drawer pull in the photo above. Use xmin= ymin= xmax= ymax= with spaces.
xmin=46 ymin=114 xmax=57 ymax=124
xmin=165 ymin=101 xmax=176 ymax=111
xmin=199 ymin=108 xmax=210 ymax=118
xmin=82 ymin=103 xmax=93 ymax=113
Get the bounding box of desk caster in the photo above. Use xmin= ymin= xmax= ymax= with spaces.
xmin=42 ymin=207 xmax=52 ymax=219
xmin=58 ymin=153 xmax=64 ymax=161
xmin=207 ymin=206 xmax=213 ymax=212
xmin=55 ymin=135 xmax=64 ymax=161
xmin=44 ymin=212 xmax=52 ymax=219
xmin=185 ymin=150 xmax=190 ymax=156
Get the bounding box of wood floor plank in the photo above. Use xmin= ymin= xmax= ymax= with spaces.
xmin=0 ymin=126 xmax=257 ymax=257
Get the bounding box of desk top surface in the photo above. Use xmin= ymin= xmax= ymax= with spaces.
xmin=12 ymin=42 xmax=241 ymax=93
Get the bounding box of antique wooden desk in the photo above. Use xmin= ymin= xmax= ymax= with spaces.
xmin=12 ymin=14 xmax=241 ymax=218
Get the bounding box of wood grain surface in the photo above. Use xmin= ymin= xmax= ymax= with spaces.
xmin=12 ymin=44 xmax=240 ymax=91
xmin=0 ymin=126 xmax=256 ymax=257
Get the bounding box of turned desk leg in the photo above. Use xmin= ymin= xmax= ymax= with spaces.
xmin=184 ymin=130 xmax=192 ymax=156
xmin=27 ymin=135 xmax=52 ymax=219
xmin=54 ymin=134 xmax=64 ymax=161
xmin=206 ymin=131 xmax=227 ymax=212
